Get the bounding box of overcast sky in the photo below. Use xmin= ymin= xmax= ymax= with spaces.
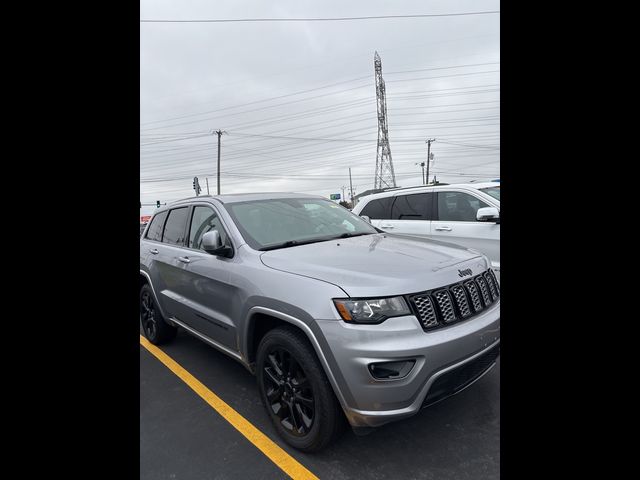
xmin=140 ymin=1 xmax=499 ymax=215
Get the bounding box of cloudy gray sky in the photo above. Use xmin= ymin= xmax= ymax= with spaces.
xmin=140 ymin=0 xmax=499 ymax=216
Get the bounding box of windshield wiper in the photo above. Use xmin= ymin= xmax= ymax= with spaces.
xmin=260 ymin=232 xmax=374 ymax=251
xmin=259 ymin=238 xmax=328 ymax=251
xmin=336 ymin=232 xmax=373 ymax=239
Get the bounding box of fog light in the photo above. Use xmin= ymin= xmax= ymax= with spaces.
xmin=368 ymin=360 xmax=416 ymax=380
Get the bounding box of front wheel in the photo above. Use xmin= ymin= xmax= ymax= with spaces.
xmin=256 ymin=326 xmax=344 ymax=452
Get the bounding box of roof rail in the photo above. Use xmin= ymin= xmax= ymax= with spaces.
xmin=380 ymin=183 xmax=449 ymax=193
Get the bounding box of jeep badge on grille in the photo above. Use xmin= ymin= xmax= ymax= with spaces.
xmin=458 ymin=269 xmax=472 ymax=277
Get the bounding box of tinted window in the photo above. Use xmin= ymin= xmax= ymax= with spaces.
xmin=162 ymin=207 xmax=189 ymax=245
xmin=360 ymin=197 xmax=393 ymax=219
xmin=189 ymin=206 xmax=228 ymax=250
xmin=391 ymin=193 xmax=433 ymax=220
xmin=225 ymin=198 xmax=377 ymax=250
xmin=145 ymin=211 xmax=167 ymax=242
xmin=479 ymin=186 xmax=500 ymax=201
xmin=437 ymin=192 xmax=489 ymax=222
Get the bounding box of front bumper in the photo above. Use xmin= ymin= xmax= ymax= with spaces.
xmin=316 ymin=300 xmax=500 ymax=428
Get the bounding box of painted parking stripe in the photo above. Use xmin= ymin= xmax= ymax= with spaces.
xmin=140 ymin=335 xmax=319 ymax=480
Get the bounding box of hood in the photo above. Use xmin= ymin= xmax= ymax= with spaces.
xmin=260 ymin=233 xmax=488 ymax=297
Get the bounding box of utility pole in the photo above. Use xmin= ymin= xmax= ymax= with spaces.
xmin=205 ymin=177 xmax=210 ymax=195
xmin=349 ymin=167 xmax=355 ymax=206
xmin=425 ymin=138 xmax=436 ymax=185
xmin=214 ymin=130 xmax=225 ymax=194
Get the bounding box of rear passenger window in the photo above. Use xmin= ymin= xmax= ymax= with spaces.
xmin=145 ymin=211 xmax=168 ymax=242
xmin=162 ymin=207 xmax=189 ymax=245
xmin=391 ymin=193 xmax=433 ymax=220
xmin=359 ymin=197 xmax=393 ymax=219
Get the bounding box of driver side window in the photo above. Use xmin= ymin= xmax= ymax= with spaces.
xmin=189 ymin=206 xmax=228 ymax=251
xmin=437 ymin=192 xmax=489 ymax=222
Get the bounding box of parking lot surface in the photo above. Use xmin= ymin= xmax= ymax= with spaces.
xmin=141 ymin=328 xmax=500 ymax=480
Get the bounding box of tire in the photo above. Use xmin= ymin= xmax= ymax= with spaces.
xmin=256 ymin=326 xmax=345 ymax=452
xmin=140 ymin=283 xmax=177 ymax=345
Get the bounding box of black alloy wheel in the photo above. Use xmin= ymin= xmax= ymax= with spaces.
xmin=140 ymin=290 xmax=157 ymax=339
xmin=256 ymin=326 xmax=345 ymax=452
xmin=262 ymin=347 xmax=315 ymax=437
xmin=139 ymin=283 xmax=177 ymax=345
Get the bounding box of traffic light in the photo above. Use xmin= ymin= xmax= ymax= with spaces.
xmin=156 ymin=200 xmax=160 ymax=208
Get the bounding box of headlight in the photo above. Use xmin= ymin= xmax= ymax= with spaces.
xmin=333 ymin=296 xmax=411 ymax=324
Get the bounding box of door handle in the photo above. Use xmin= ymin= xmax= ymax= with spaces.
xmin=380 ymin=224 xmax=394 ymax=229
xmin=149 ymin=248 xmax=159 ymax=255
xmin=178 ymin=256 xmax=191 ymax=264
xmin=435 ymin=226 xmax=452 ymax=232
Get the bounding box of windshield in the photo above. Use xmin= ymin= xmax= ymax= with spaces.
xmin=225 ymin=198 xmax=378 ymax=250
xmin=479 ymin=186 xmax=500 ymax=201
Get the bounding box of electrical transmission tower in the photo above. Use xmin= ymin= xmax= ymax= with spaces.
xmin=373 ymin=51 xmax=396 ymax=190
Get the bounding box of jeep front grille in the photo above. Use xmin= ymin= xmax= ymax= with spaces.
xmin=464 ymin=279 xmax=483 ymax=312
xmin=434 ymin=290 xmax=456 ymax=323
xmin=412 ymin=295 xmax=438 ymax=328
xmin=483 ymin=270 xmax=500 ymax=301
xmin=450 ymin=285 xmax=472 ymax=318
xmin=475 ymin=276 xmax=492 ymax=306
xmin=409 ymin=269 xmax=500 ymax=331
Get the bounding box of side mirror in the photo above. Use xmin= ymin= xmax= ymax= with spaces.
xmin=360 ymin=215 xmax=371 ymax=224
xmin=477 ymin=207 xmax=500 ymax=224
xmin=202 ymin=230 xmax=233 ymax=257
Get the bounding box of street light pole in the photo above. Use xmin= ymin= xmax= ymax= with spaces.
xmin=349 ymin=167 xmax=355 ymax=206
xmin=425 ymin=138 xmax=436 ymax=184
xmin=214 ymin=129 xmax=226 ymax=194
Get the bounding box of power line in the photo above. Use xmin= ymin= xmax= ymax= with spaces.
xmin=140 ymin=147 xmax=499 ymax=180
xmin=387 ymin=70 xmax=499 ymax=83
xmin=229 ymin=132 xmax=375 ymax=143
xmin=139 ymin=132 xmax=500 ymax=172
xmin=139 ymin=130 xmax=500 ymax=175
xmin=139 ymin=101 xmax=500 ymax=150
xmin=385 ymin=62 xmax=499 ymax=76
xmin=140 ymin=63 xmax=498 ymax=128
xmin=140 ymin=76 xmax=500 ymax=132
xmin=141 ymin=167 xmax=500 ymax=184
xmin=140 ymin=11 xmax=500 ymax=24
xmin=438 ymin=140 xmax=500 ymax=149
xmin=140 ymin=133 xmax=211 ymax=146
xmin=141 ymin=35 xmax=499 ymax=108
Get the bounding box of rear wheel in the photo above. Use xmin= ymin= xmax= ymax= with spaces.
xmin=256 ymin=326 xmax=344 ymax=452
xmin=140 ymin=283 xmax=177 ymax=345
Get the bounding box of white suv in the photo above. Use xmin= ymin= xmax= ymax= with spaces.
xmin=352 ymin=182 xmax=500 ymax=279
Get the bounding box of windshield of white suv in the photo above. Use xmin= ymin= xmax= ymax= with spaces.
xmin=479 ymin=186 xmax=500 ymax=201
xmin=225 ymin=198 xmax=378 ymax=250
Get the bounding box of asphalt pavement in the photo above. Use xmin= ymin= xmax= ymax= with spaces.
xmin=141 ymin=328 xmax=500 ymax=480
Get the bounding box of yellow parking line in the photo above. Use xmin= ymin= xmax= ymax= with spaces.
xmin=140 ymin=335 xmax=319 ymax=480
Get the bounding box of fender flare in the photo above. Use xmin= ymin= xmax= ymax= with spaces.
xmin=244 ymin=306 xmax=349 ymax=411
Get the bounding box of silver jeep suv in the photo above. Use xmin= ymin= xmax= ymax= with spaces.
xmin=139 ymin=193 xmax=500 ymax=452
